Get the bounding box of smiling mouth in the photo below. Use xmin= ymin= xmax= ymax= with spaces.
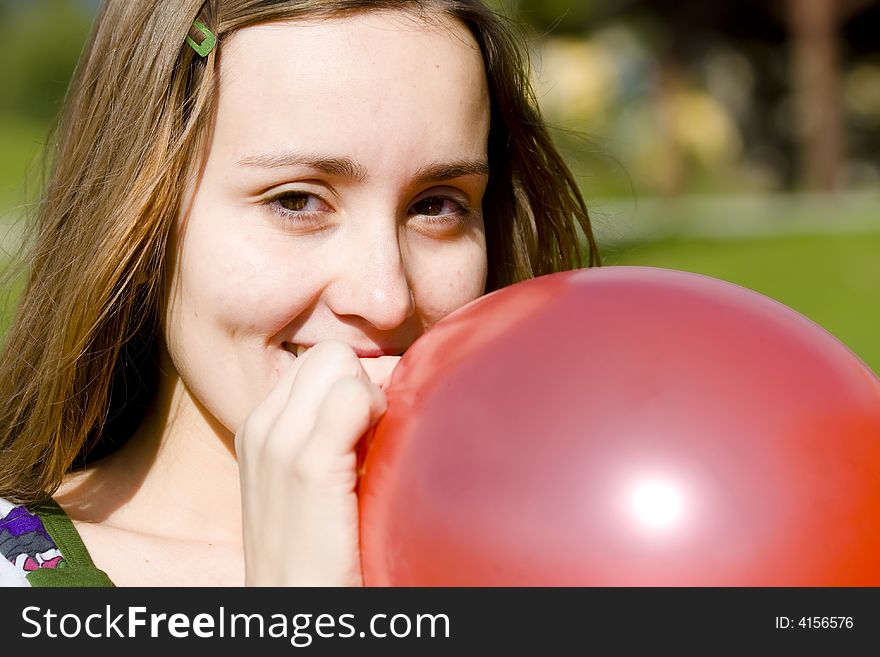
xmin=282 ymin=342 xmax=404 ymax=359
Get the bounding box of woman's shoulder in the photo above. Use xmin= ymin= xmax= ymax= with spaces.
xmin=0 ymin=496 xmax=114 ymax=587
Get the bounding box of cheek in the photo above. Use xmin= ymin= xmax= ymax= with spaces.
xmin=414 ymin=239 xmax=488 ymax=325
xmin=170 ymin=223 xmax=318 ymax=339
xmin=161 ymin=222 xmax=325 ymax=431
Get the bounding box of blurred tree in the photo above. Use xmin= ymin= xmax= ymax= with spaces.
xmin=784 ymin=0 xmax=875 ymax=191
xmin=507 ymin=0 xmax=880 ymax=194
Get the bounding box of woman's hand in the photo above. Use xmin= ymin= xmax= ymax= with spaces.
xmin=235 ymin=340 xmax=400 ymax=586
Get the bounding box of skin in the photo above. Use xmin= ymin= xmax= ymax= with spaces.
xmin=55 ymin=11 xmax=490 ymax=586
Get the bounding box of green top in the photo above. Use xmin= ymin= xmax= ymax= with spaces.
xmin=27 ymin=498 xmax=115 ymax=587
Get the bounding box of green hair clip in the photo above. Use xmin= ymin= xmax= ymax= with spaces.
xmin=187 ymin=21 xmax=216 ymax=57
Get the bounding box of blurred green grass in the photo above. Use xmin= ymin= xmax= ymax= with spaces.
xmin=0 ymin=111 xmax=48 ymax=214
xmin=603 ymin=232 xmax=880 ymax=375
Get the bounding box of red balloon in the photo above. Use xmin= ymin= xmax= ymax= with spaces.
xmin=358 ymin=266 xmax=880 ymax=585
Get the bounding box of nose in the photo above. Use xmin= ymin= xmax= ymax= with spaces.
xmin=324 ymin=225 xmax=416 ymax=331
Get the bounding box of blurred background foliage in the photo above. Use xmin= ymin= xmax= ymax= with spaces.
xmin=1 ymin=0 xmax=878 ymax=371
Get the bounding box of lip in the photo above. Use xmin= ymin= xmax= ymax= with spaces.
xmin=282 ymin=341 xmax=405 ymax=359
xmin=351 ymin=348 xmax=402 ymax=358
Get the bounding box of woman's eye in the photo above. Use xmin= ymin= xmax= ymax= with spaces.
xmin=410 ymin=196 xmax=463 ymax=217
xmin=408 ymin=196 xmax=472 ymax=236
xmin=266 ymin=191 xmax=332 ymax=229
xmin=274 ymin=191 xmax=326 ymax=214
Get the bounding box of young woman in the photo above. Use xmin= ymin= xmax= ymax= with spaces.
xmin=0 ymin=0 xmax=599 ymax=586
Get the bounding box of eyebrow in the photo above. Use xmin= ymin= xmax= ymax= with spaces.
xmin=412 ymin=159 xmax=490 ymax=185
xmin=237 ymin=152 xmax=369 ymax=182
xmin=236 ymin=151 xmax=489 ymax=185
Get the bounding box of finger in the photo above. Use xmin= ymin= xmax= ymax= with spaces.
xmin=274 ymin=341 xmax=367 ymax=432
xmin=298 ymin=376 xmax=387 ymax=474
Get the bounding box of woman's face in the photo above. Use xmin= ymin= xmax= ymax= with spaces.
xmin=165 ymin=12 xmax=490 ymax=432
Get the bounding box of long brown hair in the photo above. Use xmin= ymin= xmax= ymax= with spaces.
xmin=0 ymin=0 xmax=600 ymax=505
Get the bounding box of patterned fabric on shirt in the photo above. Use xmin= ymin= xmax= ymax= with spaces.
xmin=0 ymin=498 xmax=66 ymax=577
